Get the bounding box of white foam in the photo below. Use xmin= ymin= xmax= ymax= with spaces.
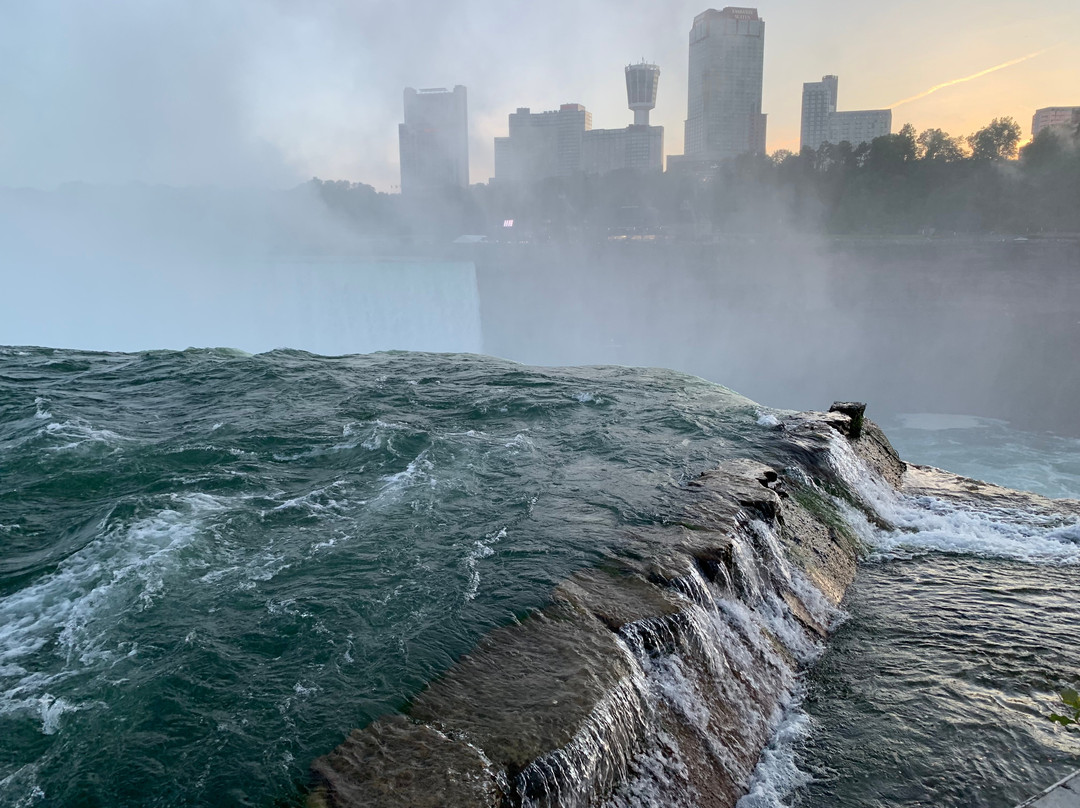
xmin=602 ymin=730 xmax=698 ymax=808
xmin=37 ymin=417 xmax=126 ymax=453
xmin=504 ymin=433 xmax=535 ymax=451
xmin=0 ymin=493 xmax=228 ymax=727
xmin=827 ymin=435 xmax=1080 ymax=566
xmin=0 ymin=762 xmax=46 ymax=808
xmin=37 ymin=693 xmax=80 ymax=735
xmin=735 ymin=703 xmax=812 ymax=808
xmin=269 ymin=481 xmax=346 ymax=515
xmin=361 ymin=419 xmax=407 ymax=451
xmin=32 ymin=397 xmax=51 ymax=420
xmin=377 ymin=452 xmax=435 ymax=499
xmin=756 ymin=411 xmax=781 ymax=428
xmin=463 ymin=527 xmax=506 ymax=602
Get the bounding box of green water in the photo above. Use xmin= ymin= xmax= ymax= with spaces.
xmin=4 ymin=347 xmax=1079 ymax=808
xmin=0 ymin=347 xmax=786 ymax=807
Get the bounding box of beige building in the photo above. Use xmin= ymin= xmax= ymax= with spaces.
xmin=826 ymin=109 xmax=892 ymax=148
xmin=1032 ymin=107 xmax=1080 ymax=137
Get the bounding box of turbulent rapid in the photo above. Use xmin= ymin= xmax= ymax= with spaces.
xmin=1 ymin=347 xmax=1077 ymax=807
xmin=0 ymin=347 xmax=810 ymax=806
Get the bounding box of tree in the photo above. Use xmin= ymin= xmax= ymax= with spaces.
xmin=967 ymin=117 xmax=1022 ymax=161
xmin=1021 ymin=126 xmax=1068 ymax=167
xmin=917 ymin=128 xmax=966 ymax=162
xmin=897 ymin=123 xmax=919 ymax=162
xmin=769 ymin=149 xmax=795 ymax=166
xmin=864 ymin=124 xmax=918 ymax=174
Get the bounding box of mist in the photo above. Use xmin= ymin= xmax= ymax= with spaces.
xmin=2 ymin=1 xmax=1079 ymax=437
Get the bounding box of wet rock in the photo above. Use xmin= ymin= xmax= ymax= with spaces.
xmin=309 ymin=408 xmax=909 ymax=808
xmin=902 ymin=463 xmax=1080 ymax=518
xmin=308 ymin=715 xmax=501 ymax=808
xmin=829 ymin=401 xmax=866 ymax=439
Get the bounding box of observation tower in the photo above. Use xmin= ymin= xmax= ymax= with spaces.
xmin=625 ymin=61 xmax=660 ymax=126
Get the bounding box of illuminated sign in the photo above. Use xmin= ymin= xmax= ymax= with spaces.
xmin=503 ymin=219 xmax=514 ymax=228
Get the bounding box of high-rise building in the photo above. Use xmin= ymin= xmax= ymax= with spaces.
xmin=683 ymin=7 xmax=766 ymax=161
xmin=494 ymin=104 xmax=592 ymax=183
xmin=1032 ymin=107 xmax=1080 ymax=137
xmin=398 ymin=86 xmax=469 ymax=195
xmin=581 ymin=62 xmax=665 ymax=176
xmin=800 ymin=75 xmax=891 ymax=149
xmin=800 ymin=75 xmax=838 ymax=151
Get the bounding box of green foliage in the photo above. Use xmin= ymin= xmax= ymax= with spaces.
xmin=967 ymin=117 xmax=1022 ymax=161
xmin=1048 ymin=688 xmax=1080 ymax=732
xmin=917 ymin=128 xmax=967 ymax=162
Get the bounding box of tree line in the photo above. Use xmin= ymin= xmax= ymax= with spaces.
xmin=309 ymin=116 xmax=1080 ymax=240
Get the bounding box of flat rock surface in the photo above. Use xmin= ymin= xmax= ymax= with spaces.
xmin=903 ymin=464 xmax=1080 ymax=518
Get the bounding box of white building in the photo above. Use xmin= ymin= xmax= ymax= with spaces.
xmin=398 ymin=86 xmax=469 ymax=195
xmin=494 ymin=104 xmax=592 ymax=184
xmin=582 ymin=126 xmax=664 ymax=175
xmin=684 ymin=7 xmax=766 ymax=161
xmin=1032 ymin=107 xmax=1080 ymax=137
xmin=826 ymin=109 xmax=892 ymax=148
xmin=800 ymin=75 xmax=891 ymax=150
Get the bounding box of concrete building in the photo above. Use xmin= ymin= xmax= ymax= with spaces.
xmin=626 ymin=62 xmax=661 ymax=126
xmin=581 ymin=62 xmax=664 ymax=175
xmin=494 ymin=104 xmax=592 ymax=183
xmin=582 ymin=125 xmax=664 ymax=175
xmin=398 ymin=86 xmax=469 ymax=194
xmin=800 ymin=75 xmax=891 ymax=149
xmin=683 ymin=7 xmax=767 ymax=161
xmin=826 ymin=109 xmax=892 ymax=147
xmin=800 ymin=75 xmax=838 ymax=151
xmin=1032 ymin=107 xmax=1080 ymax=137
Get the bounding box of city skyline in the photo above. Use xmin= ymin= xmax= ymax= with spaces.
xmin=1 ymin=0 xmax=1077 ymax=191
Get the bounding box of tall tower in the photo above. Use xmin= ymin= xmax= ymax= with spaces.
xmin=398 ymin=85 xmax=469 ymax=195
xmin=684 ymin=7 xmax=766 ymax=161
xmin=801 ymin=75 xmax=838 ymax=151
xmin=625 ymin=62 xmax=660 ymax=126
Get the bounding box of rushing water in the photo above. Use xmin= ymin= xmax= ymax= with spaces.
xmin=0 ymin=346 xmax=807 ymax=807
xmin=2 ymin=347 xmax=1078 ymax=808
xmin=779 ymin=415 xmax=1080 ymax=808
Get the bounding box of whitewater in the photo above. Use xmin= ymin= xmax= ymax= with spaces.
xmin=1 ymin=347 xmax=1077 ymax=807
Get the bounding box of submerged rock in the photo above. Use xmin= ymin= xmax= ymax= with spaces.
xmin=307 ymin=410 xmax=901 ymax=808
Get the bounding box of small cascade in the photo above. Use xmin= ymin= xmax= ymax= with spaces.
xmin=309 ymin=416 xmax=892 ymax=808
xmin=594 ymin=520 xmax=841 ymax=808
xmin=513 ymin=641 xmax=652 ymax=808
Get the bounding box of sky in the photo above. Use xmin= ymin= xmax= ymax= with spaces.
xmin=2 ymin=0 xmax=1077 ymax=192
